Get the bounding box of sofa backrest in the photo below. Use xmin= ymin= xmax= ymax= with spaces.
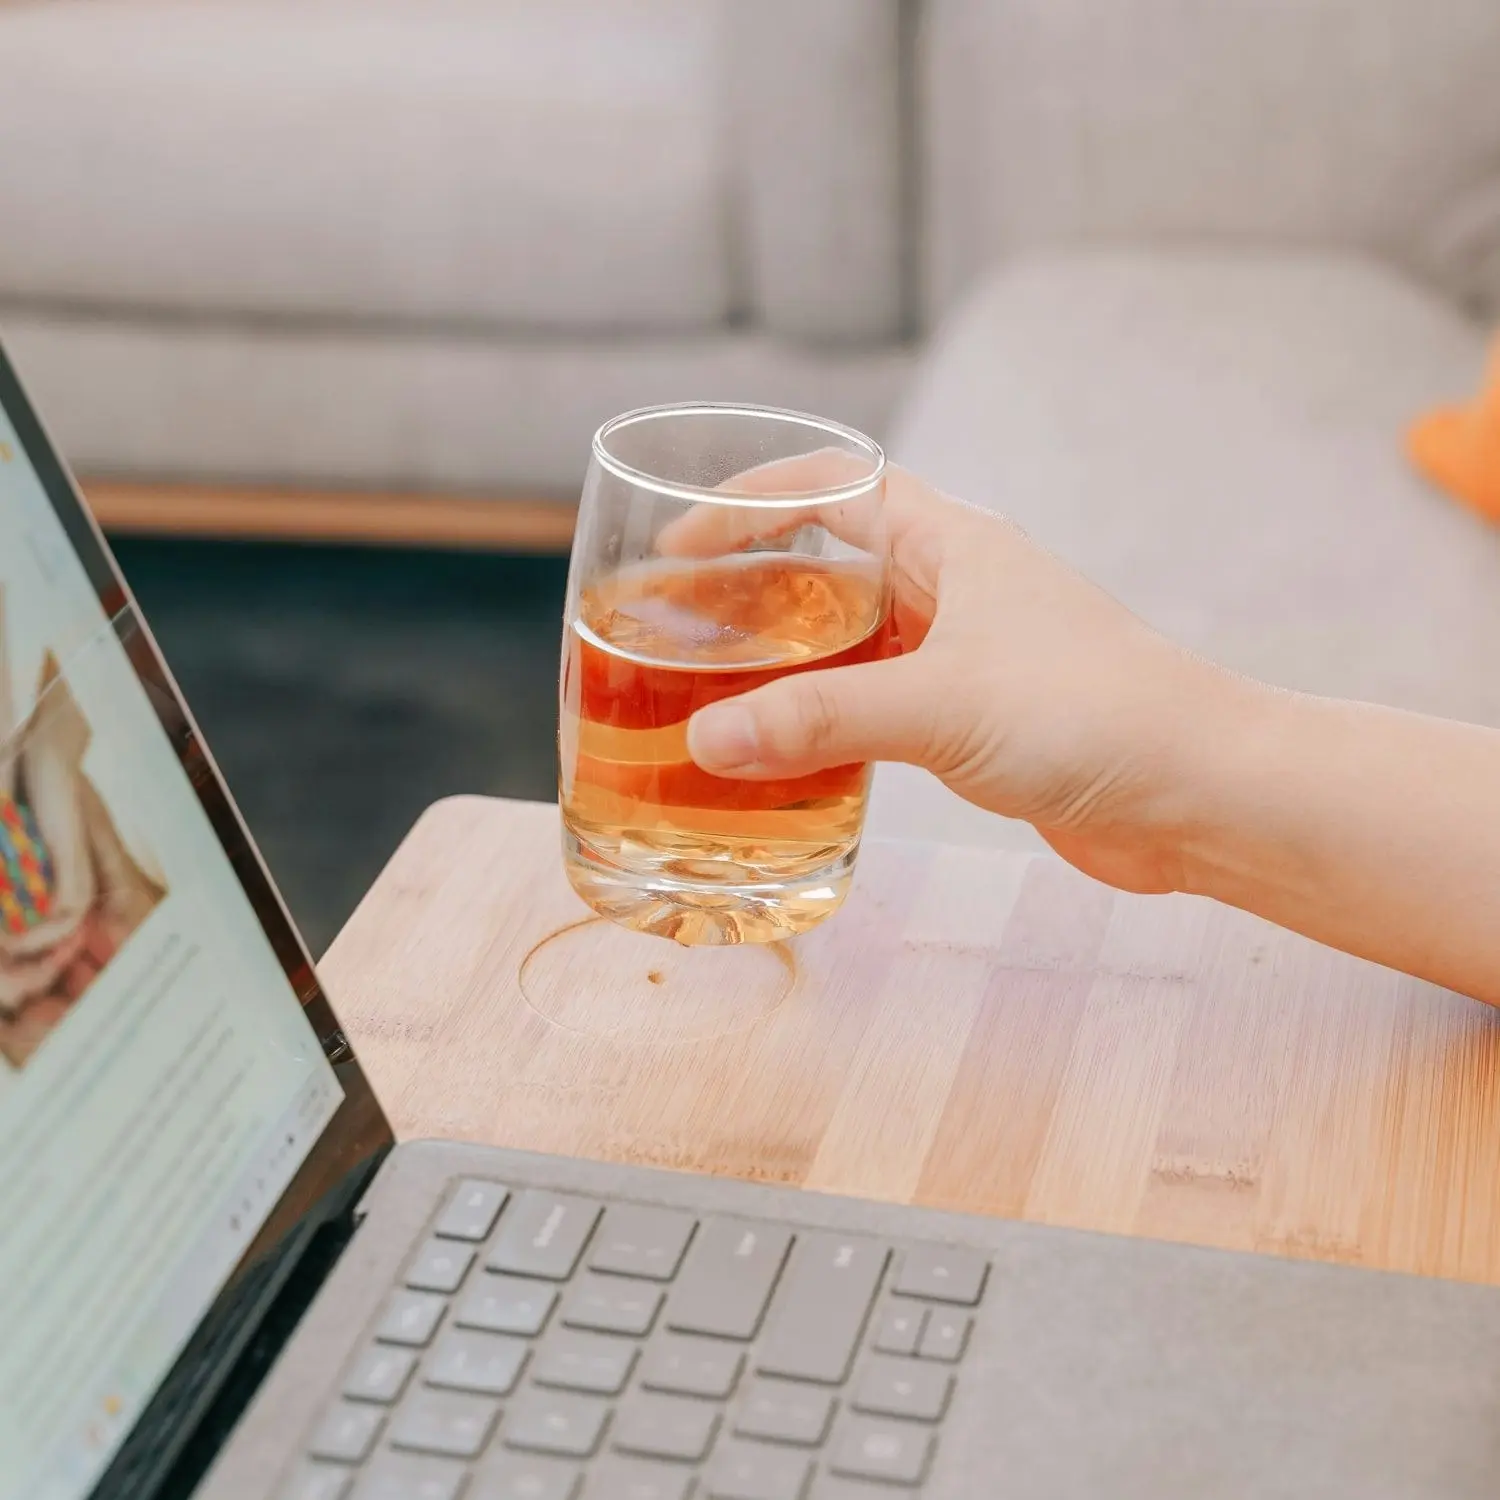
xmin=922 ymin=0 xmax=1500 ymax=320
xmin=0 ymin=0 xmax=911 ymax=347
xmin=731 ymin=0 xmax=908 ymax=344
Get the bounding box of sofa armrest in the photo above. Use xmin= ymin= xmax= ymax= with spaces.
xmin=728 ymin=0 xmax=909 ymax=345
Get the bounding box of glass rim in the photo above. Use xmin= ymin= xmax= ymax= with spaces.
xmin=590 ymin=401 xmax=887 ymax=509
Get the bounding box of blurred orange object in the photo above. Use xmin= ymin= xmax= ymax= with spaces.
xmin=1409 ymin=337 xmax=1500 ymax=523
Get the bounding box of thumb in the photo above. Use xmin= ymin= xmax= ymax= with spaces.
xmin=687 ymin=656 xmax=934 ymax=778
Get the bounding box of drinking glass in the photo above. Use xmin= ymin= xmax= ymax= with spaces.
xmin=558 ymin=403 xmax=892 ymax=946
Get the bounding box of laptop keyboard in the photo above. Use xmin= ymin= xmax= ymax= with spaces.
xmin=283 ymin=1179 xmax=988 ymax=1500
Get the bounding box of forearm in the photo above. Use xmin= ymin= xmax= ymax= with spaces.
xmin=1179 ymin=679 xmax=1500 ymax=1005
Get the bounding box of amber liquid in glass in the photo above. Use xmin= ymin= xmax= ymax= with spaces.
xmin=559 ymin=553 xmax=894 ymax=943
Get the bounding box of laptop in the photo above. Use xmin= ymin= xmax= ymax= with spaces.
xmin=2 ymin=339 xmax=1499 ymax=1500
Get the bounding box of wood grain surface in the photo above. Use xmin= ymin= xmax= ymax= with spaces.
xmin=323 ymin=796 xmax=1500 ymax=1285
xmin=82 ymin=479 xmax=577 ymax=552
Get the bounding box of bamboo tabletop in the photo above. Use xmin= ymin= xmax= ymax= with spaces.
xmin=322 ymin=796 xmax=1500 ymax=1285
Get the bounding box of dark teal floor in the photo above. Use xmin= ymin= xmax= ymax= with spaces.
xmin=111 ymin=537 xmax=568 ymax=955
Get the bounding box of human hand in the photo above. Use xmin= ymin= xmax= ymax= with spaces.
xmin=671 ymin=457 xmax=1245 ymax=895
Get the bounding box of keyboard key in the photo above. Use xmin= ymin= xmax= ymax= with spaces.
xmin=458 ymin=1275 xmax=559 ymax=1337
xmin=588 ymin=1205 xmax=697 ymax=1281
xmin=611 ymin=1392 xmax=719 ymax=1462
xmin=870 ymin=1304 xmax=926 ymax=1357
xmin=733 ymin=1379 xmax=835 ymax=1446
xmin=308 ymin=1402 xmax=383 ymax=1463
xmin=704 ymin=1441 xmax=812 ymax=1500
xmin=917 ymin=1310 xmax=972 ymax=1363
xmin=352 ymin=1452 xmax=468 ymax=1500
xmin=830 ymin=1417 xmax=934 ymax=1486
xmin=583 ymin=1456 xmax=693 ymax=1500
xmin=487 ymin=1191 xmax=601 ymax=1280
xmin=755 ymin=1233 xmax=887 ymax=1385
xmin=667 ymin=1218 xmax=792 ymax=1341
xmin=281 ymin=1464 xmax=352 ymax=1500
xmin=376 ymin=1290 xmax=447 ymax=1348
xmin=810 ymin=1482 xmax=906 ymax=1500
xmin=893 ymin=1244 xmax=988 ymax=1305
xmin=343 ymin=1345 xmax=416 ymax=1404
xmin=532 ymin=1331 xmax=638 ymax=1395
xmin=436 ymin=1179 xmax=510 ymax=1241
xmin=561 ymin=1274 xmax=663 ymax=1336
xmin=852 ymin=1355 xmax=953 ymax=1421
xmin=390 ymin=1388 xmax=499 ymax=1458
xmin=407 ymin=1239 xmax=477 ymax=1294
xmin=426 ymin=1328 xmax=529 ymax=1396
xmin=637 ymin=1332 xmax=743 ymax=1399
xmin=471 ymin=1454 xmax=581 ymax=1500
xmin=504 ymin=1389 xmax=611 ymax=1458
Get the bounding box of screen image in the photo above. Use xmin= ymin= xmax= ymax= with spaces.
xmin=0 ymin=409 xmax=344 ymax=1500
xmin=1 ymin=592 xmax=168 ymax=1069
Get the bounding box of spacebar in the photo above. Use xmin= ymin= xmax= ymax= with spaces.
xmin=756 ymin=1231 xmax=889 ymax=1384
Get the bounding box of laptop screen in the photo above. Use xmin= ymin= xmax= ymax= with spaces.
xmin=0 ymin=359 xmax=386 ymax=1500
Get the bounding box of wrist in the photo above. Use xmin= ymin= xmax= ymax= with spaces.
xmin=1168 ymin=664 xmax=1294 ymax=905
xmin=1043 ymin=649 xmax=1279 ymax=899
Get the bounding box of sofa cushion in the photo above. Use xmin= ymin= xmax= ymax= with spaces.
xmin=0 ymin=0 xmax=730 ymax=333
xmin=873 ymin=252 xmax=1498 ymax=850
xmin=1 ymin=310 xmax=912 ymax=494
xmin=921 ymin=0 xmax=1500 ymax=319
xmin=729 ymin=0 xmax=907 ymax=344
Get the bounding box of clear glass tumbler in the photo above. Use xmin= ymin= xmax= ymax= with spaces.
xmin=558 ymin=403 xmax=892 ymax=946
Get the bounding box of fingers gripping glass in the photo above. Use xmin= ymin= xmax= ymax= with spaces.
xmin=559 ymin=403 xmax=893 ymax=945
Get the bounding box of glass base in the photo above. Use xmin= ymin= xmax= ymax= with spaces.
xmin=562 ymin=823 xmax=857 ymax=945
xmin=519 ymin=917 xmax=796 ymax=1042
